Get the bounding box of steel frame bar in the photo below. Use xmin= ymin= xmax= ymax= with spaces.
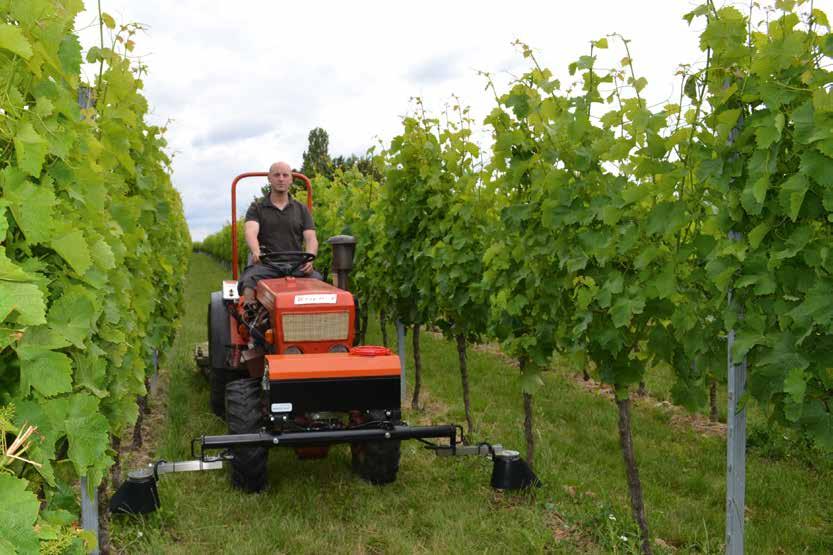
xmin=197 ymin=424 xmax=457 ymax=456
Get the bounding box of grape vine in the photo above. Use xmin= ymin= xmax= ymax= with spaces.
xmin=0 ymin=3 xmax=189 ymax=552
xmin=194 ymin=1 xmax=832 ymax=552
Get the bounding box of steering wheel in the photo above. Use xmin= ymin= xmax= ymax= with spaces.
xmin=259 ymin=251 xmax=316 ymax=277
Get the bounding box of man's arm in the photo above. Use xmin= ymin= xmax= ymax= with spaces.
xmin=244 ymin=220 xmax=261 ymax=264
xmin=302 ymin=228 xmax=318 ymax=274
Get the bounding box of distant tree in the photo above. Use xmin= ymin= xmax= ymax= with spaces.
xmin=301 ymin=127 xmax=332 ymax=178
xmin=331 ymin=153 xmax=383 ymax=182
xmin=354 ymin=156 xmax=383 ymax=181
xmin=331 ymin=154 xmax=358 ymax=172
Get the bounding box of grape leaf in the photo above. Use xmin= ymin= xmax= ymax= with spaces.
xmin=1 ymin=166 xmax=55 ymax=244
xmin=47 ymin=286 xmax=98 ymax=348
xmin=73 ymin=352 xmax=108 ymax=397
xmin=800 ymin=149 xmax=833 ymax=188
xmin=0 ymin=281 xmax=46 ymax=325
xmin=732 ymin=330 xmax=768 ymax=363
xmin=16 ymin=325 xmax=71 ymax=355
xmin=89 ymin=236 xmax=116 ymax=271
xmin=14 ymin=398 xmax=69 ymax=459
xmin=65 ymin=393 xmax=111 ymax=478
xmin=51 ymin=230 xmax=92 ymax=275
xmin=19 ymin=349 xmax=73 ymax=397
xmin=783 ymin=367 xmax=807 ymax=405
xmin=101 ymin=12 xmax=116 ymax=29
xmin=610 ymin=296 xmax=645 ymax=328
xmin=0 ymin=475 xmax=40 ymax=554
xmin=57 ymin=33 xmax=82 ymax=75
xmin=0 ymin=247 xmax=31 ymax=282
xmin=0 ymin=200 xmax=8 ymax=238
xmin=779 ymin=174 xmax=809 ymax=221
xmin=797 ymin=400 xmax=833 ymax=449
xmin=747 ymin=222 xmax=771 ymax=249
xmin=0 ymin=23 xmax=33 ymax=59
xmin=14 ymin=122 xmax=49 ymax=177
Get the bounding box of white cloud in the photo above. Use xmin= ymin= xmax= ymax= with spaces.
xmin=75 ymin=0 xmax=832 ymax=240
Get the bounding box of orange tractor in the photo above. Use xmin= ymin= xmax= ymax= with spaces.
xmin=110 ymin=172 xmax=537 ymax=514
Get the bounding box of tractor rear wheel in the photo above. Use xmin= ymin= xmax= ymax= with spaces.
xmin=208 ymin=291 xmax=231 ymax=417
xmin=225 ymin=378 xmax=268 ymax=492
xmin=351 ymin=411 xmax=401 ymax=485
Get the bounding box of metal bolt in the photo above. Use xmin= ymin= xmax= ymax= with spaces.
xmin=384 ymin=432 xmax=391 ymax=439
xmin=385 ymin=410 xmax=391 ymax=417
xmin=272 ymin=438 xmax=279 ymax=445
xmin=282 ymin=416 xmax=288 ymax=421
xmin=269 ymin=416 xmax=275 ymax=422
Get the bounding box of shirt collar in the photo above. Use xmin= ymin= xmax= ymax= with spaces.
xmin=260 ymin=193 xmax=294 ymax=208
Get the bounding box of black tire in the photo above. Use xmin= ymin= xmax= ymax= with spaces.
xmin=208 ymin=291 xmax=231 ymax=417
xmin=225 ymin=378 xmax=268 ymax=492
xmin=209 ymin=367 xmax=229 ymax=418
xmin=351 ymin=411 xmax=401 ymax=485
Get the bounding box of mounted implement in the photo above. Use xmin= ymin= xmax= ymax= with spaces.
xmin=111 ymin=171 xmax=538 ymax=514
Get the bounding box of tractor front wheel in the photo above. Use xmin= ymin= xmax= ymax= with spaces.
xmin=225 ymin=378 xmax=268 ymax=492
xmin=208 ymin=291 xmax=231 ymax=417
xmin=351 ymin=411 xmax=401 ymax=485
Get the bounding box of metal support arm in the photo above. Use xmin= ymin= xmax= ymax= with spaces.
xmin=197 ymin=424 xmax=457 ymax=456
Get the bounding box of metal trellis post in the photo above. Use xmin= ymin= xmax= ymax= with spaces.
xmin=80 ymin=477 xmax=100 ymax=555
xmin=725 ymin=230 xmax=747 ymax=555
xmin=396 ymin=320 xmax=406 ymax=403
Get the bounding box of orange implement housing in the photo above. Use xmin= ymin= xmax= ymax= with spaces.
xmin=266 ymin=352 xmax=401 ymax=381
xmin=265 ymin=350 xmax=402 ymax=415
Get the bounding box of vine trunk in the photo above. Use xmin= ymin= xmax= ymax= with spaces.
xmin=455 ymin=333 xmax=474 ymax=437
xmin=380 ymin=309 xmax=389 ymax=348
xmin=411 ymin=324 xmax=422 ymax=410
xmin=615 ymin=392 xmax=652 ymax=555
xmin=709 ymin=378 xmax=718 ymax=422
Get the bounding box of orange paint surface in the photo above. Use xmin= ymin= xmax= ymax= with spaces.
xmin=266 ymin=352 xmax=401 ymax=381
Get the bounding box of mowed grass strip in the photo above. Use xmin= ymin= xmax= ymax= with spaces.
xmin=110 ymin=253 xmax=833 ymax=554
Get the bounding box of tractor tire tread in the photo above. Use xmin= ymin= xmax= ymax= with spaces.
xmin=208 ymin=291 xmax=232 ymax=418
xmin=225 ymin=378 xmax=268 ymax=492
xmin=351 ymin=411 xmax=401 ymax=485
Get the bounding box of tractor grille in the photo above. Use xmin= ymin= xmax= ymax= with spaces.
xmin=282 ymin=312 xmax=349 ymax=342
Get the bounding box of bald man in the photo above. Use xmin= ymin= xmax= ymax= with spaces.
xmin=238 ymin=162 xmax=320 ymax=304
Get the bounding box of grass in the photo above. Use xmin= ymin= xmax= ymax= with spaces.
xmin=110 ymin=253 xmax=833 ymax=554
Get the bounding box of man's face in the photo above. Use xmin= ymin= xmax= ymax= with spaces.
xmin=267 ymin=164 xmax=293 ymax=194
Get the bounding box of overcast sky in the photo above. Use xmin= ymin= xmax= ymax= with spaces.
xmin=74 ymin=1 xmax=832 ymax=241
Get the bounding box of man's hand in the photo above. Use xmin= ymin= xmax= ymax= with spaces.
xmin=251 ymin=248 xmax=261 ymax=265
xmin=300 ymin=260 xmax=313 ymax=275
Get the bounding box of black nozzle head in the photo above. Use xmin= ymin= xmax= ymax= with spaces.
xmin=109 ymin=468 xmax=160 ymax=515
xmin=490 ymin=450 xmax=542 ymax=491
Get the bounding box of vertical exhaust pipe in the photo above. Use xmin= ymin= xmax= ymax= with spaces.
xmin=327 ymin=235 xmax=356 ymax=291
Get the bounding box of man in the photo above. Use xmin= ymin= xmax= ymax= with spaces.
xmin=238 ymin=161 xmax=319 ymax=305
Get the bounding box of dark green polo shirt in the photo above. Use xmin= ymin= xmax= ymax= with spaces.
xmin=245 ymin=194 xmax=315 ymax=254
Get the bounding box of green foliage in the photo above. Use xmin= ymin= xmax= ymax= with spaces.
xmin=426 ymin=102 xmax=491 ymax=342
xmin=195 ymin=219 xmax=247 ymax=275
xmin=311 ymin=166 xmax=389 ymax=310
xmin=694 ymin=0 xmax=833 ymax=448
xmin=194 ymin=0 xmax=833 ymax=457
xmin=377 ymin=102 xmax=445 ymax=326
xmin=0 ymin=3 xmax=189 ymax=550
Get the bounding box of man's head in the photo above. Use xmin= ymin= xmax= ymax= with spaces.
xmin=267 ymin=161 xmax=293 ymax=195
